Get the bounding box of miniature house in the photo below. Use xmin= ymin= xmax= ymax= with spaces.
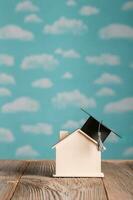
xmin=52 ymin=115 xmax=120 ymax=177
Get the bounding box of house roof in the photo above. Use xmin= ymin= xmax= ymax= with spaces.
xmin=81 ymin=116 xmax=121 ymax=143
xmin=52 ymin=129 xmax=98 ymax=149
xmin=52 ymin=113 xmax=121 ymax=149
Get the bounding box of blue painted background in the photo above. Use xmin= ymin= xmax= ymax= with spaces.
xmin=0 ymin=0 xmax=133 ymax=159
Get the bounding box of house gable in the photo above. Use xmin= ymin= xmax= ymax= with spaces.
xmin=52 ymin=129 xmax=98 ymax=149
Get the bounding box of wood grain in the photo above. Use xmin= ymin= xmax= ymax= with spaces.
xmin=102 ymin=160 xmax=133 ymax=200
xmin=0 ymin=160 xmax=132 ymax=200
xmin=0 ymin=160 xmax=28 ymax=200
xmin=11 ymin=160 xmax=107 ymax=200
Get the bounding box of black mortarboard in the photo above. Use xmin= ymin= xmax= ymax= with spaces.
xmin=81 ymin=116 xmax=112 ymax=143
xmin=80 ymin=108 xmax=121 ymax=143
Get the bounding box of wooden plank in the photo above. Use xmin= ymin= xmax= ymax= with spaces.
xmin=0 ymin=160 xmax=28 ymax=200
xmin=52 ymin=177 xmax=107 ymax=200
xmin=12 ymin=160 xmax=107 ymax=200
xmin=1 ymin=160 xmax=132 ymax=200
xmin=102 ymin=160 xmax=133 ymax=200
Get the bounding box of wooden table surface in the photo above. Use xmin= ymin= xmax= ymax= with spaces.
xmin=0 ymin=160 xmax=132 ymax=200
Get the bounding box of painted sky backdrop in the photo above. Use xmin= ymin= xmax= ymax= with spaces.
xmin=0 ymin=0 xmax=133 ymax=160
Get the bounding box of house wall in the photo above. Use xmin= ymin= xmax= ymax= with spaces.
xmin=55 ymin=130 xmax=102 ymax=177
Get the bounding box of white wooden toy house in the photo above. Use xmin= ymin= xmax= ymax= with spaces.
xmin=52 ymin=113 xmax=120 ymax=177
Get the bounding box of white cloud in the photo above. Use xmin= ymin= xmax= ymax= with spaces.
xmin=21 ymin=54 xmax=59 ymax=70
xmin=32 ymin=78 xmax=53 ymax=88
xmin=0 ymin=25 xmax=34 ymax=41
xmin=0 ymin=73 xmax=15 ymax=85
xmin=24 ymin=14 xmax=42 ymax=23
xmin=0 ymin=88 xmax=12 ymax=96
xmin=66 ymin=0 xmax=76 ymax=6
xmin=21 ymin=123 xmax=52 ymax=135
xmin=123 ymin=147 xmax=133 ymax=157
xmin=55 ymin=48 xmax=80 ymax=58
xmin=106 ymin=133 xmax=118 ymax=143
xmin=16 ymin=1 xmax=39 ymax=12
xmin=62 ymin=72 xmax=73 ymax=79
xmin=62 ymin=119 xmax=85 ymax=130
xmin=16 ymin=145 xmax=39 ymax=158
xmin=122 ymin=1 xmax=133 ymax=11
xmin=99 ymin=24 xmax=133 ymax=39
xmin=43 ymin=17 xmax=88 ymax=35
xmin=86 ymin=54 xmax=120 ymax=66
xmin=52 ymin=89 xmax=96 ymax=108
xmin=94 ymin=73 xmax=122 ymax=85
xmin=80 ymin=6 xmax=99 ymax=16
xmin=2 ymin=97 xmax=40 ymax=113
xmin=96 ymin=87 xmax=115 ymax=97
xmin=104 ymin=97 xmax=133 ymax=113
xmin=0 ymin=128 xmax=14 ymax=143
xmin=0 ymin=54 xmax=14 ymax=66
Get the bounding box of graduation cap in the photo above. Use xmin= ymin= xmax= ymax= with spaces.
xmin=81 ymin=108 xmax=121 ymax=144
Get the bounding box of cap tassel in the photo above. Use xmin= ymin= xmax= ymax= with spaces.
xmin=98 ymin=121 xmax=105 ymax=152
xmin=98 ymin=131 xmax=105 ymax=152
